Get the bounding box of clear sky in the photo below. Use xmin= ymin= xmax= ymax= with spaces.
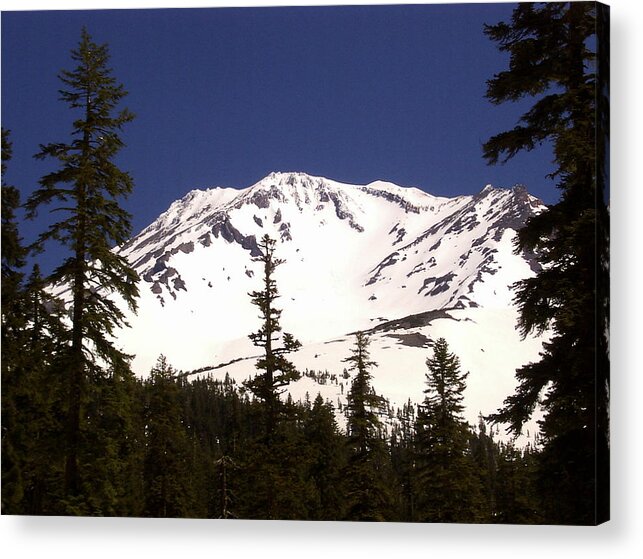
xmin=2 ymin=2 xmax=559 ymax=271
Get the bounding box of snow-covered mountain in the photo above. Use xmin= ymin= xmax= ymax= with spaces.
xmin=112 ymin=171 xmax=546 ymax=437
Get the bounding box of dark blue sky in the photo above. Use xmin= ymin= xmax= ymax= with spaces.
xmin=2 ymin=3 xmax=558 ymax=265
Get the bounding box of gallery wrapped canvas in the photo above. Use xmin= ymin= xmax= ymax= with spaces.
xmin=1 ymin=1 xmax=609 ymax=525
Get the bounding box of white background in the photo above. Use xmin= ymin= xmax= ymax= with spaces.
xmin=1 ymin=0 xmax=640 ymax=557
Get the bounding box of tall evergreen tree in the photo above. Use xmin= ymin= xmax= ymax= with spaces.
xmin=240 ymin=234 xmax=304 ymax=519
xmin=483 ymin=2 xmax=609 ymax=524
xmin=243 ymin=234 xmax=301 ymax=442
xmin=24 ymin=28 xmax=139 ymax=501
xmin=414 ymin=338 xmax=482 ymax=523
xmin=342 ymin=332 xmax=392 ymax=521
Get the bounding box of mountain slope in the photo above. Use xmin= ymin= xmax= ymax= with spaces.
xmin=110 ymin=171 xmax=545 ymax=437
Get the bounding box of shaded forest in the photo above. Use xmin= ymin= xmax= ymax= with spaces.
xmin=2 ymin=324 xmax=542 ymax=522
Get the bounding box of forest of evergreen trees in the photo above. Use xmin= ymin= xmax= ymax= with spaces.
xmin=1 ymin=3 xmax=609 ymax=524
xmin=2 ymin=316 xmax=543 ymax=522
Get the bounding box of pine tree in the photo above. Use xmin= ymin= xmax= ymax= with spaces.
xmin=240 ymin=234 xmax=304 ymax=519
xmin=24 ymin=28 xmax=139 ymax=501
xmin=483 ymin=3 xmax=609 ymax=524
xmin=414 ymin=338 xmax=482 ymax=523
xmin=342 ymin=332 xmax=392 ymax=521
xmin=243 ymin=234 xmax=301 ymax=442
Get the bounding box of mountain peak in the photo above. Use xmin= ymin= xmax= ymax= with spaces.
xmin=479 ymin=184 xmax=496 ymax=195
xmin=120 ymin=172 xmax=544 ymax=312
xmin=266 ymin=170 xmax=320 ymax=181
xmin=259 ymin=171 xmax=328 ymax=190
xmin=101 ymin=172 xmax=549 ymax=444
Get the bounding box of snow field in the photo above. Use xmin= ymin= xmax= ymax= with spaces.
xmin=110 ymin=172 xmax=547 ymax=443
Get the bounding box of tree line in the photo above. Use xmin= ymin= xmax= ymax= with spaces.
xmin=2 ymin=1 xmax=608 ymax=524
